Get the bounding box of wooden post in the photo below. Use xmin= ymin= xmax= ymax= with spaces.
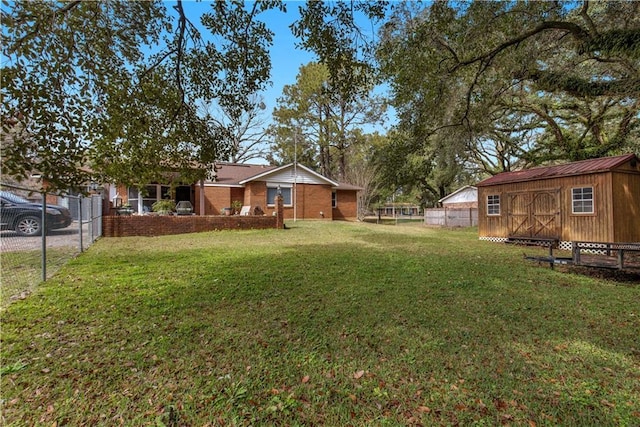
xmin=618 ymin=249 xmax=624 ymax=270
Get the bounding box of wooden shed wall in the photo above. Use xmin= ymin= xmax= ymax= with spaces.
xmin=611 ymin=171 xmax=640 ymax=242
xmin=478 ymin=172 xmax=616 ymax=242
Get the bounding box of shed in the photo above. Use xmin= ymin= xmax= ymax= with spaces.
xmin=476 ymin=154 xmax=640 ymax=248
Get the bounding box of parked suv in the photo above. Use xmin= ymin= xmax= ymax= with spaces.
xmin=0 ymin=191 xmax=73 ymax=236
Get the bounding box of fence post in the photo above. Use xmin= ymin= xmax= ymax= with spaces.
xmin=89 ymin=195 xmax=94 ymax=244
xmin=41 ymin=190 xmax=47 ymax=282
xmin=78 ymin=196 xmax=84 ymax=252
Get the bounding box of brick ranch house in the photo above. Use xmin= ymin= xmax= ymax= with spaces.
xmin=109 ymin=162 xmax=361 ymax=220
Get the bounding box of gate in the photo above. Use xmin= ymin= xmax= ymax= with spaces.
xmin=508 ymin=190 xmax=560 ymax=238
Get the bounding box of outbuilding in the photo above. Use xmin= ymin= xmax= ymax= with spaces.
xmin=476 ymin=153 xmax=640 ymax=249
xmin=439 ymin=185 xmax=477 ymax=209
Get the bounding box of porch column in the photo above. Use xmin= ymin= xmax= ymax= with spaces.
xmin=199 ymin=179 xmax=205 ymax=216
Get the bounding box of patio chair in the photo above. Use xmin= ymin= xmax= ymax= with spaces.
xmin=175 ymin=201 xmax=194 ymax=215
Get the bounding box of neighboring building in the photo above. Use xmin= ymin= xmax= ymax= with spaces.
xmin=110 ymin=162 xmax=361 ymax=221
xmin=476 ymin=153 xmax=640 ymax=248
xmin=438 ymin=185 xmax=477 ymax=208
xmin=378 ymin=203 xmax=421 ymax=217
xmin=424 ymin=186 xmax=478 ymax=227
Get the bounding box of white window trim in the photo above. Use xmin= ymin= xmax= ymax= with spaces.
xmin=266 ymin=185 xmax=293 ymax=207
xmin=571 ymin=186 xmax=594 ymax=214
xmin=487 ymin=194 xmax=500 ymax=216
xmin=127 ymin=184 xmax=171 ymax=213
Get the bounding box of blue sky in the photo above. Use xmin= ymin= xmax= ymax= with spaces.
xmin=178 ymin=1 xmax=393 ymax=163
xmin=258 ymin=3 xmax=317 ymax=112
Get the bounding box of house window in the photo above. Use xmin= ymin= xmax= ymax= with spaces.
xmin=267 ymin=186 xmax=292 ymax=206
xmin=332 ymin=191 xmax=337 ymax=208
xmin=572 ymin=187 xmax=594 ymax=214
xmin=127 ymin=184 xmax=171 ymax=213
xmin=127 ymin=187 xmax=139 ymax=210
xmin=487 ymin=194 xmax=500 ymax=215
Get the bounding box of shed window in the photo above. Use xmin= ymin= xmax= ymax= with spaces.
xmin=572 ymin=187 xmax=593 ymax=214
xmin=267 ymin=186 xmax=292 ymax=206
xmin=487 ymin=194 xmax=500 ymax=215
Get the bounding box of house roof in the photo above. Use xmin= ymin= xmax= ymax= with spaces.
xmin=438 ymin=185 xmax=477 ymax=203
xmin=208 ymin=162 xmax=360 ymax=190
xmin=334 ymin=182 xmax=363 ymax=191
xmin=209 ymin=163 xmax=278 ymax=186
xmin=476 ymin=154 xmax=639 ymax=187
xmin=238 ymin=163 xmax=339 ymax=187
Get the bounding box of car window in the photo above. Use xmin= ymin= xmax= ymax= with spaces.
xmin=0 ymin=191 xmax=30 ymax=204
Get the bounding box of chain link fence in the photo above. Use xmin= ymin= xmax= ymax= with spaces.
xmin=1 ymin=183 xmax=102 ymax=309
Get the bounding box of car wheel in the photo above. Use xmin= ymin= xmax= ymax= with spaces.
xmin=16 ymin=215 xmax=42 ymax=236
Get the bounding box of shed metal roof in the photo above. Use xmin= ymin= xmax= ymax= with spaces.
xmin=476 ymin=154 xmax=638 ymax=187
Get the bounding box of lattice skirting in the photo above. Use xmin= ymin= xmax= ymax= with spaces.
xmin=571 ymin=242 xmax=618 ymax=255
xmin=479 ymin=236 xmax=507 ymax=243
xmin=480 ymin=237 xmax=610 ymax=254
xmin=558 ymin=241 xmax=573 ymax=251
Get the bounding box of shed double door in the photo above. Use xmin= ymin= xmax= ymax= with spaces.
xmin=508 ymin=190 xmax=560 ymax=238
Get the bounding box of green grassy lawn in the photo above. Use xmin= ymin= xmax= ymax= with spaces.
xmin=1 ymin=248 xmax=77 ymax=310
xmin=1 ymin=222 xmax=639 ymax=426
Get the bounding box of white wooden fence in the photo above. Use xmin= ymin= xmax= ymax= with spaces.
xmin=424 ymin=207 xmax=478 ymax=227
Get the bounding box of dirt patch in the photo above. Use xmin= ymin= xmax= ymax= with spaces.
xmin=563 ymin=265 xmax=640 ymax=284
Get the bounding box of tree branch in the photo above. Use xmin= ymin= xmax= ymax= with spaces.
xmin=173 ymin=0 xmax=186 ymax=110
xmin=11 ymin=1 xmax=83 ymax=51
xmin=450 ymin=21 xmax=591 ymax=72
xmin=578 ymin=0 xmax=599 ymax=37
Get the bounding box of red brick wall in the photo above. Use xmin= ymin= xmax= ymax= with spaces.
xmin=230 ymin=187 xmax=244 ymax=210
xmin=333 ymin=190 xmax=358 ymax=220
xmin=243 ymin=182 xmax=333 ymax=219
xmin=195 ymin=186 xmax=232 ymax=215
xmin=245 ymin=181 xmax=269 ymax=214
xmin=288 ymin=184 xmax=332 ymax=220
xmin=103 ymin=215 xmax=279 ymax=237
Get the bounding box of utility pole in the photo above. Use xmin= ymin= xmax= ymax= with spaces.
xmin=294 ymin=131 xmax=298 ymax=222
